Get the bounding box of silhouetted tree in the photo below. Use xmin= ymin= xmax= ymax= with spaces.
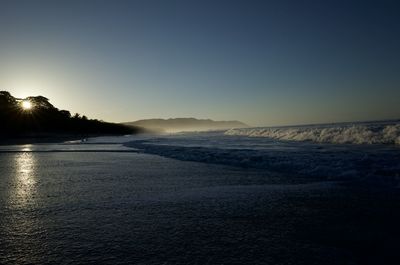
xmin=0 ymin=91 xmax=141 ymax=138
xmin=27 ymin=96 xmax=55 ymax=110
xmin=0 ymin=91 xmax=17 ymax=106
xmin=60 ymin=110 xmax=71 ymax=118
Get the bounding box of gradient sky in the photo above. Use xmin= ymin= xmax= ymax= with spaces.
xmin=1 ymin=0 xmax=399 ymax=126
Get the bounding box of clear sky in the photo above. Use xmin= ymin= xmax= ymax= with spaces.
xmin=1 ymin=0 xmax=399 ymax=126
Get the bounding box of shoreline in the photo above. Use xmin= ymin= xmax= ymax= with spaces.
xmin=0 ymin=133 xmax=131 ymax=146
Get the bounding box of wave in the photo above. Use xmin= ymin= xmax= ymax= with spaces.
xmin=225 ymin=123 xmax=400 ymax=145
xmin=124 ymin=139 xmax=400 ymax=183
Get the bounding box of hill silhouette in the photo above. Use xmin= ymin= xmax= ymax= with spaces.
xmin=0 ymin=91 xmax=142 ymax=141
xmin=125 ymin=118 xmax=248 ymax=133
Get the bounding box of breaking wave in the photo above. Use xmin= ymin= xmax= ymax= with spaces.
xmin=124 ymin=137 xmax=400 ymax=183
xmin=225 ymin=123 xmax=400 ymax=145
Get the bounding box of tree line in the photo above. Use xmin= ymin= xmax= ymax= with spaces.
xmin=0 ymin=91 xmax=141 ymax=137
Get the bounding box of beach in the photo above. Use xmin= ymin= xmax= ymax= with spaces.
xmin=0 ymin=135 xmax=399 ymax=264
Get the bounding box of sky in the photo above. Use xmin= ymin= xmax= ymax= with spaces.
xmin=0 ymin=0 xmax=399 ymax=126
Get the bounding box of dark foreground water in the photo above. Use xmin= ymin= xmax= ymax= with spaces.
xmin=0 ymin=136 xmax=400 ymax=264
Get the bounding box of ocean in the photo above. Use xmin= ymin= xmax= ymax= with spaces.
xmin=1 ymin=121 xmax=399 ymax=264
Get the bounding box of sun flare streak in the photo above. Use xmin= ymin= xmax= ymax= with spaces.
xmin=21 ymin=100 xmax=33 ymax=110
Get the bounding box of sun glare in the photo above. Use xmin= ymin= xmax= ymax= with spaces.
xmin=22 ymin=100 xmax=32 ymax=110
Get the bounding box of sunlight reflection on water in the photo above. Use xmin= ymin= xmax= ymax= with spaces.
xmin=13 ymin=146 xmax=37 ymax=208
xmin=1 ymin=148 xmax=46 ymax=264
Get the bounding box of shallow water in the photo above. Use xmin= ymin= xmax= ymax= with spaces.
xmin=123 ymin=132 xmax=400 ymax=184
xmin=0 ymin=136 xmax=399 ymax=264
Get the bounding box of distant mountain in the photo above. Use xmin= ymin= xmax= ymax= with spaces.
xmin=124 ymin=118 xmax=249 ymax=133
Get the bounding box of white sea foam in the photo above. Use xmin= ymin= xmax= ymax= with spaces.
xmin=125 ymin=134 xmax=400 ymax=182
xmin=225 ymin=123 xmax=400 ymax=145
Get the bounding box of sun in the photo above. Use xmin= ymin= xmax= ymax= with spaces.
xmin=21 ymin=100 xmax=33 ymax=110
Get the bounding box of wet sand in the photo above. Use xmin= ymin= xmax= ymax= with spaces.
xmin=0 ymin=134 xmax=85 ymax=145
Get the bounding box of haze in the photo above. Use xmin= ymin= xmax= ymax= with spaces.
xmin=1 ymin=0 xmax=399 ymax=126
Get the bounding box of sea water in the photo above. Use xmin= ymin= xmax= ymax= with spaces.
xmin=1 ymin=122 xmax=399 ymax=264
